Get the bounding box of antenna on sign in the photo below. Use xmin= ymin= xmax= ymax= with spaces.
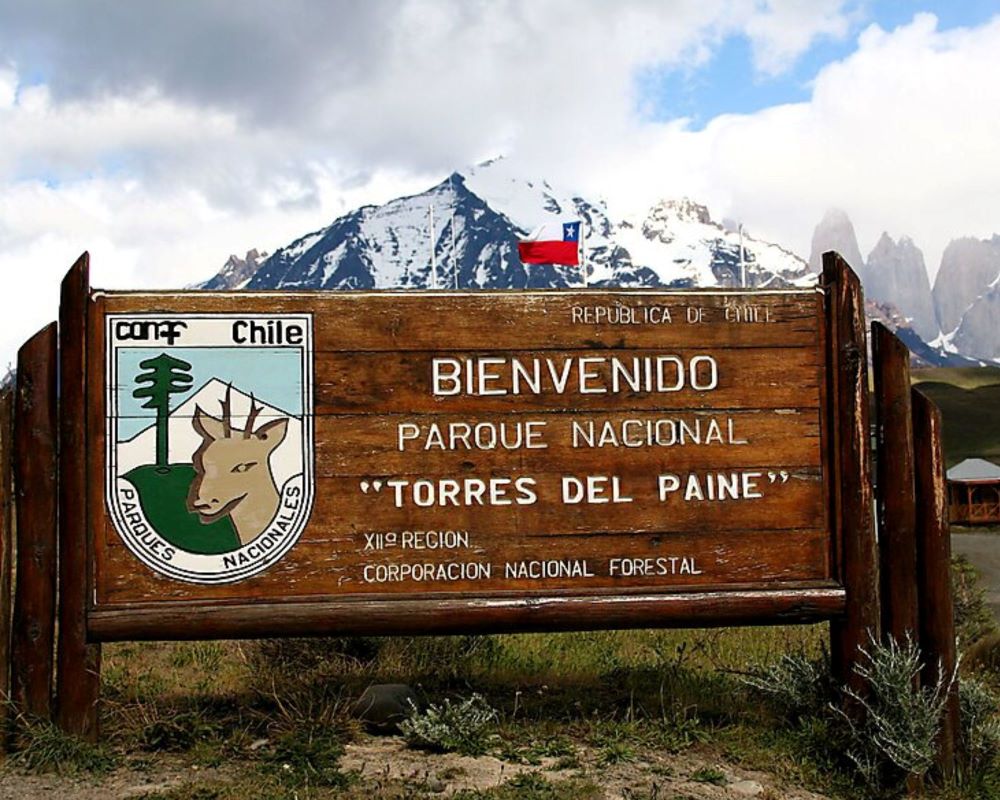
xmin=450 ymin=174 xmax=458 ymax=290
xmin=429 ymin=203 xmax=437 ymax=289
xmin=739 ymin=223 xmax=746 ymax=288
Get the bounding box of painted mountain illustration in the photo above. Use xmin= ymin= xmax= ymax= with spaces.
xmin=118 ymin=378 xmax=303 ymax=555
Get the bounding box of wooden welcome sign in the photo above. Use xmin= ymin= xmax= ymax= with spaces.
xmin=91 ymin=284 xmax=836 ymax=639
xmin=0 ymin=251 xmax=957 ymax=773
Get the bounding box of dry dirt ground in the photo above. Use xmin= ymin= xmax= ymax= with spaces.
xmin=0 ymin=737 xmax=832 ymax=800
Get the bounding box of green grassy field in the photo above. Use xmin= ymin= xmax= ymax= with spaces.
xmin=5 ymin=612 xmax=997 ymax=800
xmin=911 ymin=366 xmax=1000 ymax=467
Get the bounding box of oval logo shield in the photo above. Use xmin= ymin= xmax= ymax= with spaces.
xmin=105 ymin=313 xmax=314 ymax=584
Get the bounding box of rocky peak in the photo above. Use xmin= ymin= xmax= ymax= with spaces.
xmin=933 ymin=235 xmax=1000 ymax=335
xmin=808 ymin=208 xmax=864 ymax=274
xmin=642 ymin=199 xmax=713 ymax=239
xmin=200 ymin=249 xmax=266 ymax=290
xmin=863 ymin=232 xmax=937 ymax=341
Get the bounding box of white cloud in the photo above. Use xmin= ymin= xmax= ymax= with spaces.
xmin=5 ymin=3 xmax=998 ymax=365
xmin=745 ymin=0 xmax=856 ymax=75
xmin=595 ymin=12 xmax=1000 ymax=283
xmin=0 ymin=0 xmax=861 ymax=363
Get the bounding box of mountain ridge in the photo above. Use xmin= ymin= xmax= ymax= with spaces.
xmin=197 ymin=163 xmax=993 ymax=367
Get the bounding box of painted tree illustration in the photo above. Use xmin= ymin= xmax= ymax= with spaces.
xmin=132 ymin=353 xmax=194 ymax=467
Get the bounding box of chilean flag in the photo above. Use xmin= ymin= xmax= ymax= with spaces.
xmin=517 ymin=221 xmax=581 ymax=266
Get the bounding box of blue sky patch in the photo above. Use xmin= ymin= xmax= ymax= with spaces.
xmin=636 ymin=2 xmax=1000 ymax=129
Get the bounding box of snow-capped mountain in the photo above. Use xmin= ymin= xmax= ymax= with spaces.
xmin=199 ymin=249 xmax=268 ymax=291
xmin=932 ymin=235 xmax=1000 ymax=362
xmin=196 ymin=161 xmax=996 ymax=366
xmin=201 ymin=158 xmax=813 ymax=293
xmin=807 ymin=208 xmax=995 ymax=366
xmin=118 ymin=378 xmax=303 ymax=486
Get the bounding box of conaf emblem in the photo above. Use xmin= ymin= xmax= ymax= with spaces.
xmin=105 ymin=313 xmax=314 ymax=584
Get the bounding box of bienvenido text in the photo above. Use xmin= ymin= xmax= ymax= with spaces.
xmin=431 ymin=354 xmax=718 ymax=396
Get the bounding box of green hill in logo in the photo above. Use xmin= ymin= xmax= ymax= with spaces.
xmin=124 ymin=464 xmax=240 ymax=554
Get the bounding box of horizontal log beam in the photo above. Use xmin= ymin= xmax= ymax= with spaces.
xmin=87 ymin=587 xmax=845 ymax=641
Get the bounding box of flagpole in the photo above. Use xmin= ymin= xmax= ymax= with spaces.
xmin=429 ymin=203 xmax=437 ymax=289
xmin=451 ymin=210 xmax=458 ymax=289
xmin=580 ymin=220 xmax=588 ymax=289
xmin=739 ymin=223 xmax=746 ymax=288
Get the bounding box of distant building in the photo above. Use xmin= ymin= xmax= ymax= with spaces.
xmin=947 ymin=458 xmax=1000 ymax=525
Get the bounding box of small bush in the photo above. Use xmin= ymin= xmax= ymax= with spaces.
xmin=743 ymin=635 xmax=966 ymax=794
xmin=400 ymin=693 xmax=498 ymax=755
xmin=689 ymin=766 xmax=727 ymax=785
xmin=959 ymin=678 xmax=1000 ymax=774
xmin=838 ymin=635 xmax=954 ymax=791
xmin=952 ymin=554 xmax=997 ymax=646
xmin=740 ymin=651 xmax=834 ymax=721
xmin=139 ymin=709 xmax=219 ymax=752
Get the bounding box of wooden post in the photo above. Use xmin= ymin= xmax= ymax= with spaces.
xmin=912 ymin=388 xmax=959 ymax=780
xmin=0 ymin=387 xmax=15 ymax=748
xmin=56 ymin=255 xmax=101 ymax=740
xmin=11 ymin=324 xmax=58 ymax=721
xmin=823 ymin=251 xmax=880 ymax=692
xmin=871 ymin=322 xmax=919 ymax=643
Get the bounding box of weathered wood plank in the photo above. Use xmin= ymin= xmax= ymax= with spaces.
xmin=107 ymin=347 xmax=823 ymax=416
xmin=96 ymin=527 xmax=832 ymax=605
xmin=912 ymin=388 xmax=959 ymax=779
xmin=0 ymin=387 xmax=15 ymax=750
xmin=88 ymin=587 xmax=847 ymax=642
xmin=100 ymin=290 xmax=824 ymax=351
xmin=96 ymin=465 xmax=825 ymax=560
xmin=11 ymin=324 xmax=58 ymax=721
xmin=310 ymin=347 xmax=822 ymax=414
xmin=306 ymin=410 xmax=821 ymax=476
xmin=56 ymin=255 xmax=101 ymax=741
xmin=824 ymin=252 xmax=880 ymax=691
xmin=872 ymin=322 xmax=919 ymax=643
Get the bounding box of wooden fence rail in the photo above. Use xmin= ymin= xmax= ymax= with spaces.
xmin=0 ymin=387 xmax=14 ymax=750
xmin=56 ymin=255 xmax=101 ymax=741
xmin=913 ymin=388 xmax=960 ymax=779
xmin=11 ymin=324 xmax=58 ymax=723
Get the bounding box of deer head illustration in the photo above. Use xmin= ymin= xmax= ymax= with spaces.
xmin=187 ymin=386 xmax=288 ymax=546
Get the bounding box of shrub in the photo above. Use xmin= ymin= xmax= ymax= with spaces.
xmin=743 ymin=635 xmax=963 ymax=794
xmin=959 ymin=678 xmax=1000 ymax=775
xmin=952 ymin=554 xmax=997 ymax=646
xmin=837 ymin=634 xmax=954 ymax=791
xmin=400 ymin=693 xmax=498 ymax=755
xmin=740 ymin=650 xmax=834 ymax=721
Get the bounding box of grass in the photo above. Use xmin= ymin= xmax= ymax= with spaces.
xmin=911 ymin=366 xmax=1000 ymax=391
xmin=6 ymin=715 xmax=119 ymax=775
xmin=909 ymin=367 xmax=1000 ymax=466
xmin=3 ymin=597 xmax=998 ymax=798
xmin=453 ymin=773 xmax=603 ymax=800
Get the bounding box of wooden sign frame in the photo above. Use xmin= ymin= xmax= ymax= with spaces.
xmin=79 ymin=273 xmax=843 ymax=642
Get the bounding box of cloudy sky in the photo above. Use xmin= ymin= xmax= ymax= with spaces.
xmin=2 ymin=0 xmax=999 ymax=364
